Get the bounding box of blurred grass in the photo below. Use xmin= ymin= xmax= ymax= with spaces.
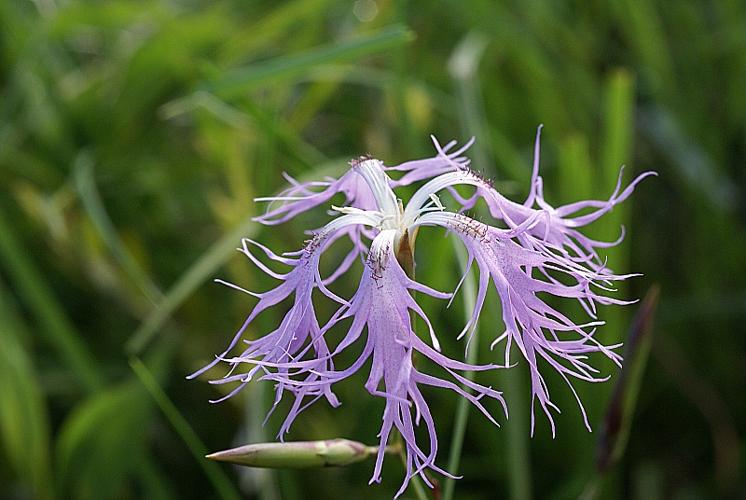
xmin=1 ymin=1 xmax=745 ymax=499
xmin=129 ymin=357 xmax=241 ymax=500
xmin=0 ymin=279 xmax=53 ymax=500
xmin=201 ymin=24 xmax=414 ymax=98
xmin=0 ymin=208 xmax=102 ymax=393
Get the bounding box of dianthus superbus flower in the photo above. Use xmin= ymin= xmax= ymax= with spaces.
xmin=191 ymin=129 xmax=653 ymax=496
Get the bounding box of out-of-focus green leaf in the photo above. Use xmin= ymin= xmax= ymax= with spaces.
xmin=611 ymin=0 xmax=673 ymax=96
xmin=47 ymin=0 xmax=167 ymax=36
xmin=219 ymin=0 xmax=334 ymax=64
xmin=0 ymin=280 xmax=53 ymax=500
xmin=600 ymin=68 xmax=635 ymax=194
xmin=203 ymin=24 xmax=415 ymax=99
xmin=448 ymin=31 xmax=491 ymax=174
xmin=0 ymin=208 xmax=102 ymax=392
xmin=159 ymin=90 xmax=327 ymax=166
xmin=638 ymin=105 xmax=738 ymax=212
xmin=134 ymin=457 xmax=178 ymax=500
xmin=126 ymin=215 xmax=259 ymax=354
xmin=73 ymin=151 xmax=163 ymax=304
xmin=55 ymin=382 xmax=150 ymax=500
xmin=597 ymin=68 xmax=637 ymax=344
xmin=557 ymin=132 xmax=593 ymax=202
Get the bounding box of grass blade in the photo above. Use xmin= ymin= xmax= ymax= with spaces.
xmin=597 ymin=286 xmax=660 ymax=472
xmin=73 ymin=151 xmax=163 ymax=304
xmin=126 ymin=216 xmax=258 ymax=354
xmin=0 ymin=279 xmax=53 ymax=500
xmin=0 ymin=208 xmax=102 ymax=392
xmin=581 ymin=286 xmax=659 ymax=500
xmin=203 ymin=24 xmax=415 ymax=99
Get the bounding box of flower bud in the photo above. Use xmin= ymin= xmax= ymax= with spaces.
xmin=206 ymin=439 xmax=383 ymax=468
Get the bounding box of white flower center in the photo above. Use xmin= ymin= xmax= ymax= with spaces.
xmin=349 ymin=159 xmax=446 ymax=238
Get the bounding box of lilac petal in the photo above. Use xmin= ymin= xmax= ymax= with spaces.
xmin=321 ymin=226 xmax=367 ymax=286
xmin=387 ymin=136 xmax=474 ymax=187
xmin=523 ymin=124 xmax=544 ymax=208
xmin=253 ymin=166 xmax=377 ymax=225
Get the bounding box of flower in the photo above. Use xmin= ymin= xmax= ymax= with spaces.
xmin=191 ymin=130 xmax=653 ymax=495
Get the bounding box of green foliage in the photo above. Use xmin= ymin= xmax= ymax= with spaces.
xmin=55 ymin=382 xmax=149 ymax=499
xmin=1 ymin=0 xmax=744 ymax=499
xmin=0 ymin=282 xmax=53 ymax=500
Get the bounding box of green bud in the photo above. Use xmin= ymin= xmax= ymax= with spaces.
xmin=206 ymin=438 xmax=395 ymax=469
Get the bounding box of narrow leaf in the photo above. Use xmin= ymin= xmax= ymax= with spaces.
xmin=598 ymin=285 xmax=660 ymax=471
xmin=0 ymin=208 xmax=102 ymax=392
xmin=204 ymin=24 xmax=415 ymax=99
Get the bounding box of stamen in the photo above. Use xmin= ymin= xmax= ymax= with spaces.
xmin=429 ymin=193 xmax=445 ymax=211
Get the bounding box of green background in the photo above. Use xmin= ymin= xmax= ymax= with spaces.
xmin=1 ymin=1 xmax=744 ymax=498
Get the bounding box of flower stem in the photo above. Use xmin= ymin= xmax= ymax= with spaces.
xmin=503 ymin=368 xmax=532 ymax=500
xmin=390 ymin=431 xmax=430 ymax=500
xmin=395 ymin=231 xmax=430 ymax=500
xmin=443 ymin=240 xmax=479 ymax=500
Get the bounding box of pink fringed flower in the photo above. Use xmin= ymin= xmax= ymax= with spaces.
xmin=192 ymin=129 xmax=653 ymax=496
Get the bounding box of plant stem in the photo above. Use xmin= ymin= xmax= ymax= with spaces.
xmin=395 ymin=228 xmax=430 ymax=500
xmin=503 ymin=367 xmax=532 ymax=500
xmin=443 ymin=242 xmax=479 ymax=500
